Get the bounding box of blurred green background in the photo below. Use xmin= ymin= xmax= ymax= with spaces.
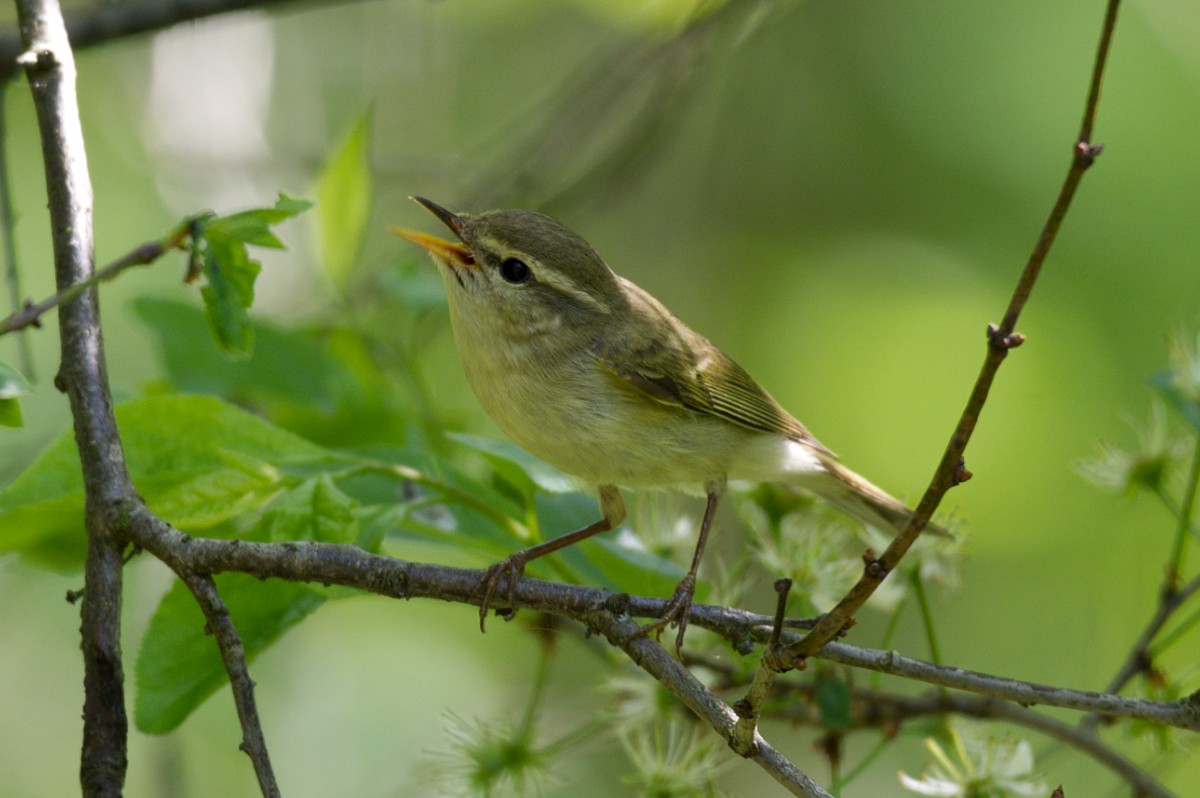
xmin=2 ymin=0 xmax=1199 ymax=795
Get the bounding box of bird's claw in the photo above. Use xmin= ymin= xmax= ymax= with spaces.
xmin=475 ymin=553 xmax=528 ymax=631
xmin=630 ymin=575 xmax=696 ymax=657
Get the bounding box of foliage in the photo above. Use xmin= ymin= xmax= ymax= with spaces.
xmin=189 ymin=195 xmax=313 ymax=357
xmin=0 ymin=361 xmax=32 ymax=427
xmin=3 ymin=98 xmax=1199 ymax=792
xmin=4 ymin=1 xmax=1200 ymax=790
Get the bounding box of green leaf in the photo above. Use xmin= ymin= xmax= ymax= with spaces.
xmin=813 ymin=669 xmax=852 ymax=730
xmin=195 ymin=195 xmax=313 ymax=357
xmin=205 ymin=194 xmax=314 ymax=248
xmin=0 ymin=394 xmax=331 ymax=569
xmin=259 ymin=475 xmax=358 ymax=543
xmin=135 ymin=574 xmax=326 ymax=734
xmin=354 ymin=503 xmax=403 ymax=552
xmin=447 ymin=433 xmax=577 ymax=494
xmin=199 ymin=232 xmax=260 ymax=356
xmin=316 ymin=108 xmax=373 ymax=286
xmin=134 ymin=297 xmax=355 ymax=414
xmin=538 ymin=491 xmax=688 ymax=597
xmin=0 ymin=362 xmax=33 ymax=427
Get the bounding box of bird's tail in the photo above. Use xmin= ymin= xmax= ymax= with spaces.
xmin=805 ymin=458 xmax=952 ymax=539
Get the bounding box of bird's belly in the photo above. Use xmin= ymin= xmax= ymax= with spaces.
xmin=460 ymin=351 xmax=738 ymax=490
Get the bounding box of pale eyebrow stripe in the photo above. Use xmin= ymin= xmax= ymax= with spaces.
xmin=533 ymin=263 xmax=610 ymax=312
xmin=477 ymin=234 xmax=610 ymax=313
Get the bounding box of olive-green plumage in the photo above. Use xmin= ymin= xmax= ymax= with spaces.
xmin=393 ymin=198 xmax=945 ymax=644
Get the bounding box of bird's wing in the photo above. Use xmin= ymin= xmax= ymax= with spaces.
xmin=591 ymin=334 xmax=833 ymax=457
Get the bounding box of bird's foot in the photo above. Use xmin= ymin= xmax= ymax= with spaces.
xmin=475 ymin=552 xmax=529 ymax=631
xmin=630 ymin=574 xmax=696 ymax=657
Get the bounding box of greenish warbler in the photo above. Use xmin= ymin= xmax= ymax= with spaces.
xmin=393 ymin=197 xmax=945 ymax=648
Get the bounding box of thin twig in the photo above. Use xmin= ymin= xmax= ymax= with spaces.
xmin=732 ymin=0 xmax=1124 ymax=750
xmin=1166 ymin=437 xmax=1200 ymax=588
xmin=0 ymin=224 xmax=190 ymax=336
xmin=811 ymin=641 xmax=1198 ymax=731
xmin=181 ymin=573 xmax=280 ymax=798
xmin=731 ymin=579 xmax=794 ymax=755
xmin=775 ymin=687 xmax=1175 ymax=798
xmin=772 ymin=0 xmax=1120 ymax=667
xmin=16 ymin=0 xmax=134 ymax=793
xmin=1082 ymin=572 xmax=1200 ymax=730
xmin=764 ymin=0 xmax=1122 ymax=672
xmin=1080 ymin=434 xmax=1200 ymax=731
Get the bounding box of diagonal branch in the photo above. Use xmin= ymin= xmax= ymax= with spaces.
xmin=0 ymin=222 xmax=193 ymax=336
xmin=584 ymin=610 xmax=833 ymax=798
xmin=772 ymin=0 xmax=1120 ymax=674
xmin=181 ymin=573 xmax=280 ymax=798
xmin=1083 ymin=571 xmax=1200 ymax=730
xmin=730 ymin=0 xmax=1125 ymax=755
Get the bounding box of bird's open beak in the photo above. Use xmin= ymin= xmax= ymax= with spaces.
xmin=389 ymin=196 xmax=477 ymax=269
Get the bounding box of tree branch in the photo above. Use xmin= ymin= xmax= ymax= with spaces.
xmin=1083 ymin=571 xmax=1200 ymax=730
xmin=181 ymin=573 xmax=280 ymax=798
xmin=0 ymin=0 xmax=347 ymax=83
xmin=772 ymin=0 xmax=1120 ymax=671
xmin=10 ymin=0 xmax=1175 ymax=793
xmin=0 ymin=222 xmax=192 ymax=336
xmin=731 ymin=0 xmax=1125 ymax=752
xmin=811 ymin=641 xmax=1199 ymax=732
xmin=117 ymin=501 xmax=1200 ymax=733
xmin=16 ymin=0 xmax=134 ymax=793
xmin=776 ymin=687 xmax=1175 ymax=798
xmin=585 ymin=609 xmax=834 ymax=798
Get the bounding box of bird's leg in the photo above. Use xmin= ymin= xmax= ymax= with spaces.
xmin=633 ymin=483 xmax=723 ymax=655
xmin=476 ymin=485 xmax=625 ymax=631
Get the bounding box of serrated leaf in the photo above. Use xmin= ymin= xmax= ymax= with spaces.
xmin=141 ymin=449 xmax=283 ymax=529
xmin=259 ymin=475 xmax=358 ymax=543
xmin=316 ymin=108 xmax=373 ymax=286
xmin=0 ymin=362 xmax=32 ymax=428
xmin=0 ymin=394 xmax=331 ymax=569
xmin=196 ymin=195 xmax=313 ymax=357
xmin=135 ymin=574 xmax=326 ymax=734
xmin=204 ymin=194 xmax=314 ymax=248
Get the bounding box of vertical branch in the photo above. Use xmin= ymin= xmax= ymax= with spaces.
xmin=16 ymin=0 xmax=137 ymax=793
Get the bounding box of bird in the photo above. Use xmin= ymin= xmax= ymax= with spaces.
xmin=392 ymin=197 xmax=946 ymax=650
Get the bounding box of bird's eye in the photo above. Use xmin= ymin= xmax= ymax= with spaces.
xmin=499 ymin=257 xmax=531 ymax=284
